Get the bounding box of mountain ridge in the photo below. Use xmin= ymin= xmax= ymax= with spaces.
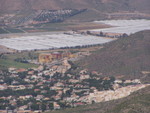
xmin=78 ymin=30 xmax=150 ymax=81
xmin=0 ymin=0 xmax=150 ymax=13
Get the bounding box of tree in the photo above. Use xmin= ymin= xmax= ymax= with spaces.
xmin=122 ymin=33 xmax=128 ymax=38
xmin=86 ymin=31 xmax=91 ymax=35
xmin=48 ymin=103 xmax=54 ymax=110
xmin=18 ymin=71 xmax=27 ymax=79
xmin=100 ymin=31 xmax=104 ymax=36
xmin=41 ymin=104 xmax=46 ymax=111
xmin=31 ymin=103 xmax=39 ymax=110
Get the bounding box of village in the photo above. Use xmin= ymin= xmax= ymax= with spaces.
xmin=0 ymin=51 xmax=149 ymax=113
xmin=0 ymin=0 xmax=150 ymax=113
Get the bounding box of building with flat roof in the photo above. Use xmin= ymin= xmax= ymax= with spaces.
xmin=39 ymin=52 xmax=75 ymax=64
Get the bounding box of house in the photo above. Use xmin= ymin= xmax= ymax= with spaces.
xmin=38 ymin=65 xmax=44 ymax=71
xmin=26 ymin=85 xmax=34 ymax=89
xmin=41 ymin=90 xmax=48 ymax=94
xmin=69 ymin=79 xmax=79 ymax=83
xmin=0 ymin=110 xmax=7 ymax=113
xmin=9 ymin=100 xmax=17 ymax=106
xmin=80 ymin=74 xmax=90 ymax=80
xmin=91 ymin=71 xmax=99 ymax=75
xmin=132 ymin=79 xmax=141 ymax=84
xmin=36 ymin=82 xmax=43 ymax=86
xmin=103 ymin=77 xmax=110 ymax=80
xmin=16 ymin=68 xmax=26 ymax=73
xmin=53 ymin=102 xmax=60 ymax=110
xmin=34 ymin=89 xmax=40 ymax=92
xmin=53 ymin=95 xmax=61 ymax=100
xmin=80 ymin=69 xmax=88 ymax=75
xmin=25 ymin=95 xmax=33 ymax=99
xmin=43 ymin=70 xmax=50 ymax=75
xmin=0 ymin=84 xmax=8 ymax=90
xmin=18 ymin=85 xmax=26 ymax=90
xmin=44 ymin=97 xmax=50 ymax=101
xmin=67 ymin=74 xmax=73 ymax=78
xmin=65 ymin=94 xmax=79 ymax=102
xmin=113 ymin=84 xmax=120 ymax=90
xmin=38 ymin=52 xmax=73 ymax=64
xmin=141 ymin=71 xmax=150 ymax=74
xmin=124 ymin=80 xmax=132 ymax=84
xmin=114 ymin=79 xmax=122 ymax=84
xmin=73 ymin=102 xmax=84 ymax=107
xmin=28 ymin=71 xmax=34 ymax=75
xmin=31 ymin=75 xmax=38 ymax=79
xmin=78 ymin=96 xmax=88 ymax=102
xmin=57 ymin=90 xmax=63 ymax=96
xmin=7 ymin=85 xmax=21 ymax=90
xmin=17 ymin=110 xmax=32 ymax=113
xmin=19 ymin=96 xmax=26 ymax=100
xmin=54 ymin=82 xmax=64 ymax=87
xmin=18 ymin=105 xmax=28 ymax=110
xmin=50 ymin=86 xmax=63 ymax=91
xmin=8 ymin=67 xmax=17 ymax=73
xmin=38 ymin=72 xmax=43 ymax=76
xmin=51 ymin=65 xmax=58 ymax=71
xmin=36 ymin=95 xmax=44 ymax=100
xmin=63 ymin=88 xmax=70 ymax=94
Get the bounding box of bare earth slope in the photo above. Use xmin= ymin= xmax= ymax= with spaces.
xmin=79 ymin=30 xmax=150 ymax=80
xmin=0 ymin=0 xmax=150 ymax=13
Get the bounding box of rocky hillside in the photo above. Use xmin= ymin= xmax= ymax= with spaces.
xmin=45 ymin=86 xmax=150 ymax=113
xmin=0 ymin=0 xmax=150 ymax=13
xmin=78 ymin=30 xmax=150 ymax=80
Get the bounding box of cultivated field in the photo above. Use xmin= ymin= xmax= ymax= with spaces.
xmin=1 ymin=19 xmax=149 ymax=51
xmin=91 ymin=19 xmax=150 ymax=34
xmin=0 ymin=33 xmax=113 ymax=51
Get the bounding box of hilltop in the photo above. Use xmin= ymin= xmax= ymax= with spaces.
xmin=78 ymin=30 xmax=150 ymax=81
xmin=0 ymin=0 xmax=150 ymax=21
